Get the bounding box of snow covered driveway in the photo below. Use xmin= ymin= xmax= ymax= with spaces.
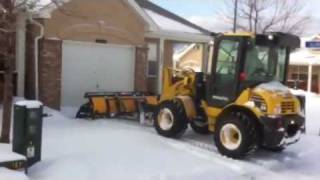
xmin=26 ymin=108 xmax=320 ymax=180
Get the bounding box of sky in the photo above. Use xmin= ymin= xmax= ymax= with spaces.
xmin=150 ymin=0 xmax=320 ymax=37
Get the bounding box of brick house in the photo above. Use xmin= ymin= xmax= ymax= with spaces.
xmin=13 ymin=0 xmax=211 ymax=110
xmin=173 ymin=43 xmax=204 ymax=72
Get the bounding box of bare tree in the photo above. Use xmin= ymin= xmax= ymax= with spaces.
xmin=0 ymin=0 xmax=64 ymax=143
xmin=222 ymin=0 xmax=311 ymax=35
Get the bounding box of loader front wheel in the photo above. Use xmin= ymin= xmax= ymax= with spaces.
xmin=214 ymin=112 xmax=259 ymax=159
xmin=154 ymin=100 xmax=188 ymax=138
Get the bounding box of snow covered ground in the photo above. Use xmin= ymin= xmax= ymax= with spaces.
xmin=22 ymin=107 xmax=320 ymax=180
xmin=1 ymin=92 xmax=320 ymax=180
xmin=290 ymin=90 xmax=320 ymax=135
xmin=0 ymin=168 xmax=28 ymax=180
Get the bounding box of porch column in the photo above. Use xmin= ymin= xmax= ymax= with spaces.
xmin=308 ymin=63 xmax=313 ymax=92
xmin=158 ymin=38 xmax=164 ymax=94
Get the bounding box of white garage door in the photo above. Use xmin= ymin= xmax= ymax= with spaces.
xmin=61 ymin=41 xmax=135 ymax=107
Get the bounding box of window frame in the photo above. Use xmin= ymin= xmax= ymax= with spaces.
xmin=146 ymin=42 xmax=159 ymax=78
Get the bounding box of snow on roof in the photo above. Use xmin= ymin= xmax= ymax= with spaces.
xmin=35 ymin=0 xmax=70 ymax=18
xmin=173 ymin=43 xmax=197 ymax=61
xmin=290 ymin=49 xmax=320 ymax=66
xmin=144 ymin=9 xmax=202 ymax=34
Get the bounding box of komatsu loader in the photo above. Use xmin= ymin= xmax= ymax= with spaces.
xmin=154 ymin=32 xmax=305 ymax=159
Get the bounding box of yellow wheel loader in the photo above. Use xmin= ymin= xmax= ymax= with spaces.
xmin=154 ymin=32 xmax=305 ymax=159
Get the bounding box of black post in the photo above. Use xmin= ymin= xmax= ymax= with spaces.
xmin=233 ymin=0 xmax=238 ymax=33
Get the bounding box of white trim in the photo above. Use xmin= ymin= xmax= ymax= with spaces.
xmin=146 ymin=31 xmax=212 ymax=43
xmin=28 ymin=13 xmax=44 ymax=100
xmin=308 ymin=64 xmax=313 ymax=92
xmin=62 ymin=40 xmax=134 ymax=49
xmin=127 ymin=0 xmax=159 ymax=31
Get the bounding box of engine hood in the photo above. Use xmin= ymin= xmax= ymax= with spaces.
xmin=250 ymin=81 xmax=300 ymax=115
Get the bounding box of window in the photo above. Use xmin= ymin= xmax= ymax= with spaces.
xmin=147 ymin=43 xmax=158 ymax=77
xmin=244 ymin=44 xmax=287 ymax=82
xmin=215 ymin=40 xmax=239 ymax=76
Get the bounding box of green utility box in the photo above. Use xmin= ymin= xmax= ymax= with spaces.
xmin=13 ymin=101 xmax=43 ymax=167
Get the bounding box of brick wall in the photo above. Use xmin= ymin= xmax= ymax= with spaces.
xmin=38 ymin=39 xmax=62 ymax=109
xmin=134 ymin=46 xmax=148 ymax=92
xmin=26 ymin=22 xmax=62 ymax=109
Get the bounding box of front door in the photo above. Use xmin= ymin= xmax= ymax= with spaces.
xmin=207 ymin=37 xmax=243 ymax=107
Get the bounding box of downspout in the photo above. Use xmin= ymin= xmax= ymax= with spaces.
xmin=15 ymin=12 xmax=26 ymax=97
xmin=27 ymin=13 xmax=44 ymax=100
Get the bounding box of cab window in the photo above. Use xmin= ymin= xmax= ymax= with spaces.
xmin=215 ymin=40 xmax=240 ymax=81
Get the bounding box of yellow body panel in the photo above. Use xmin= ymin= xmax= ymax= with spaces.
xmin=159 ymin=64 xmax=301 ymax=133
xmin=160 ymin=68 xmax=196 ymax=102
xmin=91 ymin=97 xmax=107 ymax=114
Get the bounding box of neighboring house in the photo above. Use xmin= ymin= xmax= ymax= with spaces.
xmin=288 ymin=34 xmax=320 ymax=94
xmin=12 ymin=0 xmax=212 ymax=109
xmin=173 ymin=43 xmax=204 ymax=72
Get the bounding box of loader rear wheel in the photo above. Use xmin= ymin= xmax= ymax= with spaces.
xmin=214 ymin=112 xmax=259 ymax=159
xmin=154 ymin=100 xmax=188 ymax=138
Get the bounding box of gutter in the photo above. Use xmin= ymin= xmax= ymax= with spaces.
xmin=27 ymin=13 xmax=44 ymax=100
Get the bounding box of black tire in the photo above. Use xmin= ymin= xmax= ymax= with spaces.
xmin=190 ymin=117 xmax=210 ymax=135
xmin=263 ymin=146 xmax=285 ymax=152
xmin=154 ymin=100 xmax=188 ymax=138
xmin=214 ymin=111 xmax=260 ymax=159
xmin=76 ymin=103 xmax=91 ymax=119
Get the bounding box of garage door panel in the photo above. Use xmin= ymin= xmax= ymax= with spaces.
xmin=61 ymin=41 xmax=135 ymax=107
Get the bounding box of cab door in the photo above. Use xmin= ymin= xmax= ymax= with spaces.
xmin=207 ymin=37 xmax=244 ymax=107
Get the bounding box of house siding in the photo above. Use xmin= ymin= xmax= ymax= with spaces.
xmin=43 ymin=0 xmax=146 ymax=45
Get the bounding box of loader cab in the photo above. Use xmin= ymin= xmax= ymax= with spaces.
xmin=206 ymin=33 xmax=300 ymax=107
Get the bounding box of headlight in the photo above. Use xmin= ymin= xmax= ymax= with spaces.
xmin=274 ymin=104 xmax=282 ymax=114
xmin=250 ymin=95 xmax=267 ymax=112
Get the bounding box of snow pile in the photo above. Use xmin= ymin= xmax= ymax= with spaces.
xmin=255 ymin=81 xmax=290 ymax=93
xmin=290 ymin=89 xmax=320 ymax=135
xmin=15 ymin=101 xmax=43 ymax=109
xmin=0 ymin=168 xmax=29 ymax=180
xmin=305 ymin=94 xmax=320 ymax=135
xmin=61 ymin=106 xmax=78 ymax=118
xmin=0 ymin=144 xmax=26 ymax=162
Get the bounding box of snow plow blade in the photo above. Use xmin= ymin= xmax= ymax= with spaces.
xmin=76 ymin=92 xmax=158 ymax=121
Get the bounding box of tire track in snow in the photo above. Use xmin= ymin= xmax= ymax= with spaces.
xmin=94 ymin=119 xmax=314 ymax=180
